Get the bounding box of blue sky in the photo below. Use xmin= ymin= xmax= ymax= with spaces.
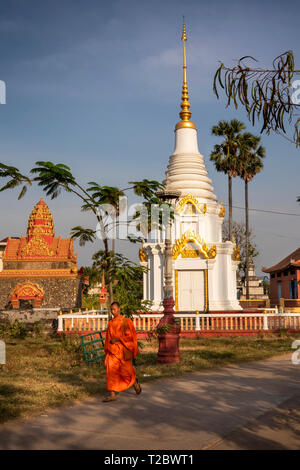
xmin=0 ymin=0 xmax=299 ymax=275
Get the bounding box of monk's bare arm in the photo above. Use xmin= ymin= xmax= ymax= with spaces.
xmin=110 ymin=337 xmax=120 ymax=344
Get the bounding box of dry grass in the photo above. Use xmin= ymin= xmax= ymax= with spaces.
xmin=137 ymin=334 xmax=300 ymax=381
xmin=0 ymin=331 xmax=299 ymax=425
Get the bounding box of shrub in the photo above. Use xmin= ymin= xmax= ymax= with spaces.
xmin=7 ymin=320 xmax=28 ymax=339
xmin=31 ymin=319 xmax=47 ymax=337
xmin=278 ymin=328 xmax=289 ymax=337
xmin=0 ymin=323 xmax=7 ymax=337
xmin=257 ymin=330 xmax=265 ymax=339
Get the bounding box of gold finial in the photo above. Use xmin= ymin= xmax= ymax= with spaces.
xmin=175 ymin=19 xmax=196 ymax=131
xmin=181 ymin=18 xmax=187 ymax=42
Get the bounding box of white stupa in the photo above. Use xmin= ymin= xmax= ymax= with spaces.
xmin=139 ymin=23 xmax=241 ymax=312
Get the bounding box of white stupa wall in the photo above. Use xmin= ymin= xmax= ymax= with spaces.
xmin=164 ymin=128 xmax=217 ymax=202
xmin=141 ymin=57 xmax=241 ymax=311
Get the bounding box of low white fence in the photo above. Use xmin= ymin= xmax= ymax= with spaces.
xmin=57 ymin=311 xmax=300 ymax=334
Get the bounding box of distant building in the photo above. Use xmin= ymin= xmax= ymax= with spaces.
xmin=88 ymin=282 xmax=101 ymax=295
xmin=240 ymin=261 xmax=269 ymax=300
xmin=262 ymin=248 xmax=300 ymax=305
xmin=0 ymin=198 xmax=82 ymax=309
xmin=0 ymin=237 xmax=21 ymax=272
xmin=0 ymin=238 xmax=9 ymax=272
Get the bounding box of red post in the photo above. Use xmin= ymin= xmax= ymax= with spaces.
xmin=157 ymin=297 xmax=181 ymax=364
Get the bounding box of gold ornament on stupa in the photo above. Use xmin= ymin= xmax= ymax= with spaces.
xmin=139 ymin=239 xmax=147 ymax=262
xmin=175 ymin=20 xmax=196 ymax=131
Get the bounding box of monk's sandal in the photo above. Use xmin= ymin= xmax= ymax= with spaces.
xmin=102 ymin=396 xmax=117 ymax=402
xmin=134 ymin=379 xmax=142 ymax=395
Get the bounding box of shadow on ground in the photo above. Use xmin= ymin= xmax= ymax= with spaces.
xmin=0 ymin=355 xmax=299 ymax=450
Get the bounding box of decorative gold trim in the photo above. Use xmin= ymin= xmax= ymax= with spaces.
xmin=204 ymin=269 xmax=208 ymax=312
xmin=139 ymin=239 xmax=147 ymax=262
xmin=10 ymin=281 xmax=44 ymax=300
xmin=181 ymin=249 xmax=200 ymax=258
xmin=233 ymin=246 xmax=241 ymax=261
xmin=232 ymin=235 xmax=241 ymax=261
xmin=139 ymin=249 xmax=147 ymax=262
xmin=21 ymin=235 xmax=55 ymax=258
xmin=176 ymin=194 xmax=206 ymax=215
xmin=172 ymin=230 xmax=217 ymax=260
xmin=175 ymin=269 xmax=178 ymax=311
xmin=219 ymin=201 xmax=225 ymax=218
xmin=3 ymin=256 xmax=77 ymax=262
xmin=0 ymin=269 xmax=78 ymax=278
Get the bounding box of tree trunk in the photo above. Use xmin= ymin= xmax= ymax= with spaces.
xmin=245 ymin=180 xmax=249 ymax=300
xmin=103 ymin=236 xmax=113 ymax=319
xmin=228 ymin=174 xmax=233 ymax=241
xmin=97 ymin=212 xmax=114 ymax=318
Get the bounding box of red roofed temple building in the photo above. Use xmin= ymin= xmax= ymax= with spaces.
xmin=262 ymin=248 xmax=300 ymax=307
xmin=0 ymin=198 xmax=82 ymax=309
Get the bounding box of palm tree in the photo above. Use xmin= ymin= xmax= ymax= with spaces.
xmin=0 ymin=163 xmax=31 ymax=199
xmin=210 ymin=119 xmax=246 ymax=241
xmin=236 ymin=132 xmax=266 ymax=299
xmin=31 ymin=162 xmax=164 ymax=311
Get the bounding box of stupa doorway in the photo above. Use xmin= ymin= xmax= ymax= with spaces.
xmin=176 ymin=270 xmax=205 ymax=312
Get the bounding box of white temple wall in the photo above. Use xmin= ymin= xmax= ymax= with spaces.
xmin=149 ymin=254 xmax=155 ymax=300
xmin=142 ymin=263 xmax=148 ymax=300
xmin=230 ymin=262 xmax=239 ymax=299
xmin=173 ymin=128 xmax=199 ymax=154
xmin=152 ymin=250 xmax=162 ymax=301
xmin=173 ymin=210 xmax=223 ymax=244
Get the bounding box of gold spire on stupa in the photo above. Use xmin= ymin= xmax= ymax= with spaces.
xmin=175 ymin=20 xmax=196 ymax=131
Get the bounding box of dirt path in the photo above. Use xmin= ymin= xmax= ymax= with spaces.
xmin=0 ymin=353 xmax=299 ymax=450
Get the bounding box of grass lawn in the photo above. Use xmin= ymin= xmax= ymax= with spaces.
xmin=0 ymin=331 xmax=299 ymax=425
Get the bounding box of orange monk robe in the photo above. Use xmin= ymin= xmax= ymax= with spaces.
xmin=104 ymin=315 xmax=139 ymax=392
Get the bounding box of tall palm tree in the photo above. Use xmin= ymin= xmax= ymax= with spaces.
xmin=210 ymin=119 xmax=246 ymax=241
xmin=236 ymin=132 xmax=266 ymax=299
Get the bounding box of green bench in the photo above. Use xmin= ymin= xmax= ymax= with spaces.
xmin=80 ymin=330 xmax=106 ymax=364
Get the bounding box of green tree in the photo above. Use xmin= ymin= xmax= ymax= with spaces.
xmin=81 ymin=265 xmax=100 ymax=289
xmin=236 ymin=132 xmax=266 ymax=299
xmin=222 ymin=220 xmax=259 ymax=281
xmin=213 ymin=51 xmax=300 ymax=146
xmin=91 ymin=250 xmax=151 ymax=317
xmin=210 ymin=119 xmax=246 ymax=240
xmin=30 ymin=161 xmax=164 ymax=309
xmin=0 ymin=163 xmax=31 ymax=199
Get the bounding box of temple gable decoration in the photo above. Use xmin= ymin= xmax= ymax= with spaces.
xmin=21 ymin=235 xmax=55 ymax=258
xmin=176 ymin=194 xmax=207 ymax=215
xmin=10 ymin=281 xmax=44 ymax=308
xmin=172 ymin=230 xmax=217 ymax=260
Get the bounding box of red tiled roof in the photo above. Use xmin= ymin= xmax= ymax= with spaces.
xmin=3 ymin=236 xmax=76 ymax=261
xmin=0 ymin=237 xmax=19 ymax=243
xmin=262 ymin=247 xmax=300 ymax=273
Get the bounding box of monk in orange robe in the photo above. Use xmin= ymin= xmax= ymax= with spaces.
xmin=103 ymin=301 xmax=141 ymax=402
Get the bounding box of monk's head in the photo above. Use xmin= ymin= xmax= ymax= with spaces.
xmin=111 ymin=302 xmax=121 ymax=317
